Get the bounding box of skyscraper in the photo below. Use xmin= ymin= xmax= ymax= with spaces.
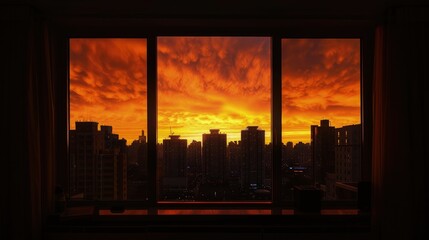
xmin=127 ymin=130 xmax=147 ymax=168
xmin=294 ymin=142 xmax=311 ymax=166
xmin=70 ymin=121 xmax=102 ymax=199
xmin=202 ymin=129 xmax=227 ymax=183
xmin=70 ymin=122 xmax=127 ymax=200
xmin=311 ymin=119 xmax=335 ymax=185
xmin=335 ymin=124 xmax=362 ymax=182
xmin=161 ymin=135 xmax=187 ymax=199
xmin=163 ymin=135 xmax=187 ymax=178
xmin=282 ymin=141 xmax=294 ymax=168
xmin=127 ymin=130 xmax=147 ymax=200
xmin=227 ymin=141 xmax=241 ymax=178
xmin=98 ymin=126 xmax=127 ymax=200
xmin=187 ymin=140 xmax=202 ymax=177
xmin=241 ymin=126 xmax=265 ymax=190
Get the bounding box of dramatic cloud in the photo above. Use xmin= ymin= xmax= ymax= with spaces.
xmin=282 ymin=39 xmax=361 ymax=143
xmin=69 ymin=38 xmax=360 ymax=145
xmin=158 ymin=37 xmax=271 ymax=143
xmin=69 ymin=38 xmax=148 ymax=143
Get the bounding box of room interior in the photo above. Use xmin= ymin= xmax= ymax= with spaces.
xmin=1 ymin=0 xmax=428 ymax=239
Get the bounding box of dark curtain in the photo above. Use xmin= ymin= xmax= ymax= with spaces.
xmin=1 ymin=5 xmax=55 ymax=240
xmin=29 ymin=12 xmax=56 ymax=240
xmin=372 ymin=6 xmax=429 ymax=240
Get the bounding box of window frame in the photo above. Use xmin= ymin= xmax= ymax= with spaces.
xmin=56 ymin=18 xmax=374 ymax=216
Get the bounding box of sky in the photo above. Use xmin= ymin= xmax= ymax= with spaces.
xmin=69 ymin=37 xmax=360 ymax=145
xmin=282 ymin=39 xmax=361 ymax=143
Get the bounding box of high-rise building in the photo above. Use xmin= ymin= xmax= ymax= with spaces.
xmin=127 ymin=131 xmax=147 ymax=200
xmin=70 ymin=122 xmax=127 ymax=200
xmin=227 ymin=141 xmax=241 ymax=193
xmin=187 ymin=140 xmax=202 ymax=177
xmin=70 ymin=121 xmax=102 ymax=199
xmin=99 ymin=127 xmax=128 ymax=200
xmin=100 ymin=125 xmax=118 ymax=149
xmin=163 ymin=135 xmax=187 ymax=178
xmin=227 ymin=141 xmax=241 ymax=178
xmin=311 ymin=119 xmax=336 ymax=185
xmin=294 ymin=142 xmax=311 ymax=166
xmin=161 ymin=135 xmax=187 ymax=199
xmin=127 ymin=130 xmax=147 ymax=168
xmin=136 ymin=130 xmax=148 ymax=169
xmin=241 ymin=126 xmax=265 ymax=190
xmin=263 ymin=143 xmax=272 ymax=185
xmin=335 ymin=124 xmax=361 ymax=182
xmin=202 ymin=129 xmax=227 ymax=183
xmin=282 ymin=141 xmax=294 ymax=168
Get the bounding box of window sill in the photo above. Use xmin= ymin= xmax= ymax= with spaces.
xmin=46 ymin=207 xmax=371 ymax=235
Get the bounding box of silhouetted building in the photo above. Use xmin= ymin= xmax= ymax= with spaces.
xmin=282 ymin=141 xmax=294 ymax=167
xmin=202 ymin=129 xmax=227 ymax=183
xmin=100 ymin=127 xmax=128 ymax=200
xmin=70 ymin=122 xmax=127 ymax=200
xmin=294 ymin=142 xmax=311 ymax=166
xmin=127 ymin=130 xmax=147 ymax=168
xmin=227 ymin=141 xmax=241 ymax=178
xmin=311 ymin=119 xmax=335 ymax=185
xmin=70 ymin=122 xmax=102 ymax=199
xmin=187 ymin=140 xmax=202 ymax=177
xmin=263 ymin=143 xmax=273 ymax=187
xmin=100 ymin=125 xmax=119 ymax=148
xmin=137 ymin=130 xmax=148 ymax=169
xmin=162 ymin=135 xmax=187 ymax=199
xmin=335 ymin=124 xmax=362 ymax=182
xmin=156 ymin=143 xmax=163 ymax=199
xmin=241 ymin=126 xmax=265 ymax=190
xmin=163 ymin=135 xmax=187 ymax=178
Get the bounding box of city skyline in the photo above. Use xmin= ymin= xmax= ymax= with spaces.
xmin=70 ymin=38 xmax=360 ymax=144
xmin=69 ymin=119 xmax=362 ymax=201
xmin=69 ymin=120 xmax=360 ymax=147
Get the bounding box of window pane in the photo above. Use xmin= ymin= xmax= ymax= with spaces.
xmin=158 ymin=37 xmax=272 ymax=201
xmin=281 ymin=39 xmax=361 ymax=202
xmin=69 ymin=39 xmax=147 ymax=200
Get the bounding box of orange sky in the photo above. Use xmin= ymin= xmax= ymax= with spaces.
xmin=69 ymin=37 xmax=360 ymax=145
xmin=69 ymin=38 xmax=148 ymax=144
xmin=157 ymin=37 xmax=271 ymax=143
xmin=282 ymin=39 xmax=361 ymax=143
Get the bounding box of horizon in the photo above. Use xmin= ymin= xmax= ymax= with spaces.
xmin=70 ymin=120 xmax=360 ymax=146
xmin=69 ymin=37 xmax=361 ymax=145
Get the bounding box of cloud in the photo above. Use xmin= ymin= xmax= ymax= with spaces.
xmin=158 ymin=37 xmax=271 ymax=143
xmin=69 ymin=38 xmax=360 ymax=145
xmin=70 ymin=38 xmax=148 ymax=142
xmin=281 ymin=39 xmax=361 ymax=143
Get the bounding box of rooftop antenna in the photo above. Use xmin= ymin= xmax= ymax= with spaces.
xmin=170 ymin=126 xmax=174 ymax=135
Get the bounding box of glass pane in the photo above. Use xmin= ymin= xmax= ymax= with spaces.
xmin=69 ymin=38 xmax=148 ymax=200
xmin=281 ymin=39 xmax=361 ymax=202
xmin=158 ymin=37 xmax=272 ymax=201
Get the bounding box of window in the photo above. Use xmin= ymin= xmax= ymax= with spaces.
xmin=69 ymin=38 xmax=148 ymax=201
xmin=66 ymin=26 xmax=371 ymax=215
xmin=281 ymin=39 xmax=362 ymax=203
xmin=157 ymin=37 xmax=272 ymax=202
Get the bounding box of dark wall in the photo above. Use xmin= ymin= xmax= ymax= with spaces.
xmin=1 ymin=1 xmax=428 ymax=240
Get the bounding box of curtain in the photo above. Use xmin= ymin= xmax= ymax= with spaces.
xmin=28 ymin=11 xmax=56 ymax=240
xmin=1 ymin=6 xmax=56 ymax=240
xmin=29 ymin=16 xmax=56 ymax=239
xmin=372 ymin=6 xmax=429 ymax=240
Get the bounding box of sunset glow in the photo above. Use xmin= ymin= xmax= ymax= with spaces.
xmin=70 ymin=38 xmax=360 ymax=145
xmin=69 ymin=38 xmax=147 ymax=143
xmin=158 ymin=37 xmax=271 ymax=143
xmin=282 ymin=39 xmax=361 ymax=143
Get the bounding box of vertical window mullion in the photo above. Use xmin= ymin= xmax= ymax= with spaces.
xmin=361 ymin=34 xmax=373 ymax=183
xmin=147 ymin=35 xmax=158 ymax=213
xmin=272 ymin=35 xmax=282 ymax=212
